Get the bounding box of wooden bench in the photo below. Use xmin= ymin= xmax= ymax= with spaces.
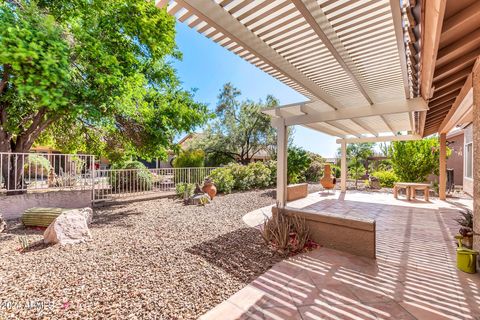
xmin=394 ymin=182 xmax=430 ymax=201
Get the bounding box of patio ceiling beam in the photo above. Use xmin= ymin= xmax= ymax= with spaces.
xmin=291 ymin=0 xmax=373 ymax=105
xmin=349 ymin=119 xmax=379 ymax=137
xmin=439 ymin=73 xmax=474 ymax=133
xmin=389 ymin=0 xmax=411 ymax=99
xmin=169 ymin=0 xmax=341 ymax=111
xmin=272 ymin=97 xmax=428 ymax=126
xmin=380 ymin=115 xmax=397 ymax=135
xmin=336 ymin=134 xmax=421 ymax=144
xmin=325 ymin=121 xmax=362 ymax=138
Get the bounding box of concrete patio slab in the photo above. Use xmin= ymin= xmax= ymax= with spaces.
xmin=202 ymin=191 xmax=479 ymax=320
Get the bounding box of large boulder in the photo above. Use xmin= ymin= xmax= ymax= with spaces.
xmin=44 ymin=208 xmax=93 ymax=245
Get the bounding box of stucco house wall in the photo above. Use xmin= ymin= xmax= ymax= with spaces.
xmin=464 ymin=124 xmax=473 ymax=196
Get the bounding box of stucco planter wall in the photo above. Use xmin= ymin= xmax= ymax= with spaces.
xmin=286 ymin=183 xmax=308 ymax=201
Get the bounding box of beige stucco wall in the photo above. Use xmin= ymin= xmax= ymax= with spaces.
xmin=1 ymin=190 xmax=91 ymax=220
xmin=446 ymin=132 xmax=464 ymax=186
xmin=464 ymin=125 xmax=473 ymax=196
xmin=272 ymin=207 xmax=376 ymax=258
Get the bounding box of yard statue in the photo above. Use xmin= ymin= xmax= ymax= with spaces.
xmin=320 ymin=164 xmax=336 ymax=191
xmin=202 ymin=178 xmax=217 ymax=200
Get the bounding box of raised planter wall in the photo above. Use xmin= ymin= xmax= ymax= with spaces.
xmin=286 ymin=183 xmax=308 ymax=201
xmin=272 ymin=207 xmax=376 ymax=258
xmin=1 ymin=190 xmax=91 ymax=220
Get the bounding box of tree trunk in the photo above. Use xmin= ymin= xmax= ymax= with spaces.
xmin=1 ymin=153 xmax=27 ymax=195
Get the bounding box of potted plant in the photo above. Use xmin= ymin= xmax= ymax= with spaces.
xmin=454 ymin=209 xmax=473 ymax=249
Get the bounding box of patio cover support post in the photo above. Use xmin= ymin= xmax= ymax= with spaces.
xmin=473 ymin=58 xmax=480 ymax=252
xmin=439 ymin=133 xmax=447 ymax=200
xmin=340 ymin=140 xmax=347 ymax=192
xmin=274 ymin=118 xmax=288 ymax=208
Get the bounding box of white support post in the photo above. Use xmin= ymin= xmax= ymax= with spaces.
xmin=340 ymin=140 xmax=347 ymax=193
xmin=275 ymin=118 xmax=288 ymax=208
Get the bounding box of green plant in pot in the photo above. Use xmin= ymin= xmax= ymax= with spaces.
xmin=454 ymin=209 xmax=473 ymax=249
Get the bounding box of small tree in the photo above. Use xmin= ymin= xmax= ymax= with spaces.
xmin=194 ymin=83 xmax=280 ymax=165
xmin=390 ymin=137 xmax=450 ymax=182
xmin=341 ymin=143 xmax=374 ymax=189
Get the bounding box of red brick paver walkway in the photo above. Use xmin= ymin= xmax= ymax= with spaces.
xmin=202 ymin=192 xmax=480 ymax=320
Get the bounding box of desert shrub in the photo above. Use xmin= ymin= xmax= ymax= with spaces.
xmin=208 ymin=167 xmax=235 ymax=193
xmin=24 ymin=154 xmax=52 ymax=177
xmin=227 ymin=163 xmax=254 ymax=190
xmin=372 ymin=170 xmax=398 ymax=188
xmin=305 ymin=161 xmax=323 ymax=182
xmin=287 ymin=146 xmax=311 ymax=184
xmin=265 ymin=160 xmax=277 ymax=184
xmin=248 ymin=162 xmax=272 ymax=188
xmin=175 ymin=182 xmax=195 ymax=198
xmin=110 ymin=160 xmax=153 ymax=192
xmin=173 ymin=150 xmax=205 ymax=168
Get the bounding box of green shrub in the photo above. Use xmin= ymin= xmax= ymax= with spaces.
xmin=24 ymin=154 xmax=52 ymax=177
xmin=372 ymin=170 xmax=398 ymax=188
xmin=305 ymin=161 xmax=323 ymax=182
xmin=110 ymin=160 xmax=153 ymax=192
xmin=330 ymin=164 xmax=341 ymax=178
xmin=287 ymin=146 xmax=311 ymax=184
xmin=208 ymin=167 xmax=235 ymax=193
xmin=265 ymin=160 xmax=277 ymax=184
xmin=228 ymin=163 xmax=254 ymax=190
xmin=173 ymin=150 xmax=205 ymax=168
xmin=175 ymin=182 xmax=195 ymax=198
xmin=248 ymin=161 xmax=272 ymax=188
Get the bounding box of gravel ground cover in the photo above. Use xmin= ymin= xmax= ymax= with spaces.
xmin=0 ymin=188 xmax=290 ymax=319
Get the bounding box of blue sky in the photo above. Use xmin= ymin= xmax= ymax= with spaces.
xmin=172 ymin=23 xmax=339 ymax=158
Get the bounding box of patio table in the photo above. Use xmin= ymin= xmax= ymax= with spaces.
xmin=394 ymin=182 xmax=430 ymax=201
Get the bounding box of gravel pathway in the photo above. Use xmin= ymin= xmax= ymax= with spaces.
xmin=0 ymin=189 xmax=285 ymax=319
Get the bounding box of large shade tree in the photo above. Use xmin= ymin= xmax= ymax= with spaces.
xmin=0 ymin=0 xmax=209 ymax=191
xmin=193 ymin=83 xmax=279 ymax=165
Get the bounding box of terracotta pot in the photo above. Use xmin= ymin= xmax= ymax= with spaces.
xmin=202 ymin=182 xmax=217 ymax=200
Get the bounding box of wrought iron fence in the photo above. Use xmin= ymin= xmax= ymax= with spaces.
xmin=0 ymin=152 xmax=95 ymax=193
xmin=92 ymin=167 xmax=219 ymax=203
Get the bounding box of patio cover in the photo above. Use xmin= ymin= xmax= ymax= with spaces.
xmin=157 ymin=0 xmax=429 ymax=141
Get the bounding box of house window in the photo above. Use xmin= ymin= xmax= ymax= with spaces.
xmin=465 ymin=143 xmax=473 ymax=178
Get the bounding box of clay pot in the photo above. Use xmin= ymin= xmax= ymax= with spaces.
xmin=320 ymin=164 xmax=335 ymax=189
xmin=202 ymin=180 xmax=217 ymax=200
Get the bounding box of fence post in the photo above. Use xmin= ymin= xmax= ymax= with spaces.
xmin=91 ymin=156 xmax=95 ymax=204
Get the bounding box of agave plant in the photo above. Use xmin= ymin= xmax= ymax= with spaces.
xmin=260 ymin=205 xmax=311 ymax=255
xmin=454 ymin=209 xmax=473 ymax=229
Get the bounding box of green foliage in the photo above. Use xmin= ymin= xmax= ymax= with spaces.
xmin=265 ymin=160 xmax=277 ymax=185
xmin=454 ymin=209 xmax=473 ymax=229
xmin=342 ymin=143 xmax=374 ymax=189
xmin=0 ymin=0 xmax=209 ymax=161
xmin=372 ymin=170 xmax=399 ymax=188
xmin=287 ymin=146 xmax=311 ymax=184
xmin=208 ymin=161 xmax=273 ymax=193
xmin=248 ymin=162 xmax=272 ymax=188
xmin=175 ymin=182 xmax=195 ymax=198
xmin=192 ymin=83 xmax=279 ymax=165
xmin=305 ymin=161 xmax=323 ymax=182
xmin=24 ymin=154 xmax=52 ymax=176
xmin=208 ymin=167 xmax=235 ymax=194
xmin=173 ymin=150 xmax=205 ymax=168
xmin=110 ymin=160 xmax=153 ymax=192
xmin=390 ymin=137 xmax=450 ymax=182
xmin=330 ymin=164 xmax=341 ymax=178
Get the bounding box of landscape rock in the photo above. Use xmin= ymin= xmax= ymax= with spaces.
xmin=44 ymin=208 xmax=93 ymax=245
